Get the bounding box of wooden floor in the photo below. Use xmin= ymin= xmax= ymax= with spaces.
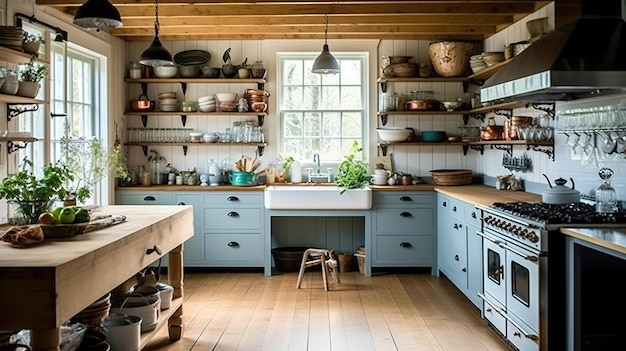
xmin=144 ymin=269 xmax=512 ymax=351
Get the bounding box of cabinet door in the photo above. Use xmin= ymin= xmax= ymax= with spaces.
xmin=466 ymin=223 xmax=482 ymax=308
xmin=373 ymin=234 xmax=434 ymax=266
xmin=176 ymin=193 xmax=205 ymax=266
xmin=115 ymin=192 xmax=173 ymax=205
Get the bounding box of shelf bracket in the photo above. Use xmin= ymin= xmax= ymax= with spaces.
xmin=380 ymin=114 xmax=388 ymax=126
xmin=493 ymin=109 xmax=513 ymax=119
xmin=257 ymin=145 xmax=265 ymax=156
xmin=140 ymin=82 xmax=148 ymax=96
xmin=469 ymin=144 xmax=484 ymax=155
xmin=257 ymin=114 xmax=264 ymax=127
xmin=463 ymin=113 xmax=485 ymax=125
xmin=492 ymin=144 xmax=513 ymax=155
xmin=7 ymin=141 xmax=28 ymax=154
xmin=180 ymin=83 xmax=187 ymax=95
xmin=180 ymin=115 xmax=187 ymax=126
xmin=7 ymin=103 xmax=39 ymax=121
xmin=257 ymin=82 xmax=265 ymax=90
xmin=379 ymin=144 xmax=388 ymax=156
xmin=141 ymin=115 xmax=148 ymax=127
xmin=380 ymin=82 xmax=387 ymax=93
xmin=528 ymin=144 xmax=554 ymax=161
xmin=141 ymin=145 xmax=148 ymax=156
xmin=462 ymin=81 xmax=469 ymax=93
xmin=182 ymin=145 xmax=188 ymax=156
xmin=531 ymin=102 xmax=555 ymax=119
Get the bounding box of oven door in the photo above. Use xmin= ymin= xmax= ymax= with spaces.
xmin=504 ymin=239 xmax=540 ymax=333
xmin=480 ymin=229 xmax=506 ymax=306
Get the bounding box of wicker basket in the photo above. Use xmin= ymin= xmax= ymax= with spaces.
xmin=430 ymin=169 xmax=473 ymax=186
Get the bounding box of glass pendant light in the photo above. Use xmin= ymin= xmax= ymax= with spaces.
xmin=73 ymin=0 xmax=123 ymax=30
xmin=311 ymin=14 xmax=340 ymax=74
xmin=139 ymin=0 xmax=173 ymax=67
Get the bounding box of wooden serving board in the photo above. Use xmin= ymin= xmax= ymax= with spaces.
xmin=41 ymin=214 xmax=127 ymax=238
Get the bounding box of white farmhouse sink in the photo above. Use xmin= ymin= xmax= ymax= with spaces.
xmin=264 ymin=185 xmax=372 ymax=210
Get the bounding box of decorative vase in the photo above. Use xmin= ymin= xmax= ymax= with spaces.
xmin=221 ymin=59 xmax=237 ymax=78
xmin=16 ymin=81 xmax=40 ymax=98
xmin=22 ymin=41 xmax=41 ymax=55
xmin=238 ymin=68 xmax=250 ymax=78
xmin=251 ymin=61 xmax=265 ymax=78
xmin=10 ymin=200 xmax=53 ymax=224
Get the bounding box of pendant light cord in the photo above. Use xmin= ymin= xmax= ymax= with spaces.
xmin=324 ymin=14 xmax=329 ymax=45
xmin=154 ymin=0 xmax=161 ymax=38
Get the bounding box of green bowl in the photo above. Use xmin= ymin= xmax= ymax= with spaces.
xmin=228 ymin=172 xmax=257 ymax=186
xmin=421 ymin=131 xmax=446 ymax=142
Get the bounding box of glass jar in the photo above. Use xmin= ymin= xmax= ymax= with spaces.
xmin=0 ymin=69 xmax=19 ymax=95
xmin=251 ymin=60 xmax=265 ymax=78
xmin=129 ymin=61 xmax=142 ymax=79
xmin=596 ymin=168 xmax=617 ymax=213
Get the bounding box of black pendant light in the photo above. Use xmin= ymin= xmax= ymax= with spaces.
xmin=73 ymin=0 xmax=123 ymax=30
xmin=139 ymin=0 xmax=173 ymax=67
xmin=311 ymin=14 xmax=340 ymax=74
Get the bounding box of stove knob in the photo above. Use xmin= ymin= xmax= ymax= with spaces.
xmin=520 ymin=229 xmax=529 ymax=238
xmin=511 ymin=226 xmax=521 ymax=236
xmin=527 ymin=232 xmax=539 ymax=243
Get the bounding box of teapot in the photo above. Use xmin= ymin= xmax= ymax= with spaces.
xmin=541 ymin=174 xmax=580 ymax=204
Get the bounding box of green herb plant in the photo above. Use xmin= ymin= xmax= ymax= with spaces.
xmin=22 ymin=32 xmax=44 ymax=44
xmin=0 ymin=157 xmax=74 ymax=223
xmin=335 ymin=141 xmax=370 ymax=194
xmin=19 ymin=60 xmax=47 ymax=83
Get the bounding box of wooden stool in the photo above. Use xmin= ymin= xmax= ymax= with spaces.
xmin=296 ymin=248 xmax=340 ymax=291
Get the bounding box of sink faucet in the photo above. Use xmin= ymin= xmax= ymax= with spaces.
xmin=313 ymin=153 xmax=321 ymax=173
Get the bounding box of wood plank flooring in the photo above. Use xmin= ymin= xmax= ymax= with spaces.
xmin=144 ymin=269 xmax=512 ymax=351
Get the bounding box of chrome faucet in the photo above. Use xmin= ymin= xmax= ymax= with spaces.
xmin=313 ymin=153 xmax=321 ymax=173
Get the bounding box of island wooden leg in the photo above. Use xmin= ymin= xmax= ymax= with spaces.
xmin=167 ymin=243 xmax=184 ymax=340
xmin=30 ymin=328 xmax=60 ymax=351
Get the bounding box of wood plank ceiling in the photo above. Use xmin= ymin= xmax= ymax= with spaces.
xmin=37 ymin=0 xmax=552 ymax=42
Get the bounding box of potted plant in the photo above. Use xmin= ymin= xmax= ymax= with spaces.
xmin=22 ymin=31 xmax=44 ymax=55
xmin=16 ymin=60 xmax=47 ymax=98
xmin=238 ymin=58 xmax=250 ymax=78
xmin=335 ymin=141 xmax=370 ymax=194
xmin=0 ymin=157 xmax=74 ymax=224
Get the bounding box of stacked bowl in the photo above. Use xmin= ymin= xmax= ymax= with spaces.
xmin=158 ymin=92 xmax=179 ymax=112
xmin=469 ymin=55 xmax=486 ymax=73
xmin=481 ymin=52 xmax=505 ymax=67
xmin=244 ymin=89 xmax=270 ymax=113
xmin=198 ymin=95 xmax=216 ymax=112
xmin=215 ymin=93 xmax=237 ymax=112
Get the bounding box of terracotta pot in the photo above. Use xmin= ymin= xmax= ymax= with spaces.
xmin=15 ymin=81 xmax=40 ymax=98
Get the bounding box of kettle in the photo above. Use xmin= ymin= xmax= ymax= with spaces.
xmin=541 ymin=174 xmax=580 ymax=204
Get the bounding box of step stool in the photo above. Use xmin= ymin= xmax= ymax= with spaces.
xmin=296 ymin=248 xmax=340 ymax=291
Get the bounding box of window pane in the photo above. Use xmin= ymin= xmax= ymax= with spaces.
xmin=303 ymin=86 xmax=321 ymax=109
xmin=283 ymin=60 xmax=303 ymax=85
xmin=303 ymin=113 xmax=321 ymax=137
xmin=283 ymin=87 xmax=303 ymax=109
xmin=340 ymin=86 xmax=362 ymax=109
xmin=284 ymin=112 xmax=303 ymax=137
xmin=322 ymin=112 xmax=341 ymax=137
xmin=321 ymin=86 xmax=340 ymax=109
xmin=342 ymin=112 xmax=363 ymax=137
xmin=340 ymin=60 xmax=362 ymax=85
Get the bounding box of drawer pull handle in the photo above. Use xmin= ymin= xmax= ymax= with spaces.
xmin=143 ymin=196 xmax=156 ymax=201
xmin=227 ymin=196 xmax=240 ymax=202
xmin=400 ymin=212 xmax=412 ymax=217
xmin=400 ymin=242 xmax=412 ymax=248
xmin=471 ymin=212 xmax=477 ymax=219
xmin=146 ymin=245 xmax=162 ymax=255
xmin=399 ymin=196 xmax=412 ymax=201
xmin=454 ymin=223 xmax=463 ymax=229
xmin=178 ymin=202 xmax=186 ymax=205
xmin=227 ymin=211 xmax=240 ymax=217
xmin=452 ymin=206 xmax=457 ymax=212
xmin=442 ymin=201 xmax=447 ymax=207
xmin=454 ymin=254 xmax=459 ymax=261
xmin=462 ymin=268 xmax=467 ymax=272
xmin=228 ymin=241 xmax=240 ymax=247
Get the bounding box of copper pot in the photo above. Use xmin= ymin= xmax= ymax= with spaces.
xmin=505 ymin=116 xmax=533 ymax=140
xmin=480 ymin=125 xmax=504 ymax=141
xmin=129 ymin=94 xmax=155 ymax=112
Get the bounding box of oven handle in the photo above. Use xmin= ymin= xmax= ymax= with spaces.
xmin=477 ymin=231 xmax=539 ymax=262
xmin=476 ymin=205 xmax=540 ymax=229
xmin=478 ymin=293 xmax=539 ymax=341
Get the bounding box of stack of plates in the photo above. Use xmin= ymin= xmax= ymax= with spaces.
xmin=71 ymin=293 xmax=111 ymax=330
xmin=391 ymin=62 xmax=419 ymax=77
xmin=0 ymin=26 xmax=25 ymax=51
xmin=469 ymin=55 xmax=486 ymax=73
xmin=174 ymin=50 xmax=210 ymax=66
xmin=198 ymin=95 xmax=216 ymax=112
xmin=158 ymin=92 xmax=178 ymax=112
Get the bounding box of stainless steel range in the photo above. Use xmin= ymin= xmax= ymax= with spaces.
xmin=476 ymin=202 xmax=626 ymax=351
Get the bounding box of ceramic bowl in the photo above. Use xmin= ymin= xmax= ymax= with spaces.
xmin=197 ymin=95 xmax=216 ymax=104
xmin=201 ymin=66 xmax=221 ymax=78
xmin=376 ymin=128 xmax=413 ymax=142
xmin=154 ymin=64 xmax=178 ymax=78
xmin=215 ymin=93 xmax=237 ymax=102
xmin=178 ymin=64 xmax=202 ymax=78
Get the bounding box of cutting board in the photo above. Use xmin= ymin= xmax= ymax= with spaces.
xmin=41 ymin=214 xmax=127 ymax=238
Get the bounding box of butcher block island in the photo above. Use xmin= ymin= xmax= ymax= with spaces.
xmin=0 ymin=205 xmax=194 ymax=351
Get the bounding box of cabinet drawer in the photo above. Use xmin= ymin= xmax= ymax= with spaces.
xmin=465 ymin=205 xmax=481 ymax=228
xmin=115 ymin=192 xmax=173 ymax=205
xmin=204 ymin=233 xmax=264 ymax=265
xmin=439 ymin=218 xmax=466 ymax=250
xmin=204 ymin=192 xmax=262 ymax=207
xmin=440 ymin=246 xmax=467 ymax=289
xmin=448 ymin=199 xmax=465 ymax=220
xmin=373 ymin=235 xmax=434 ymax=266
xmin=374 ymin=192 xmax=434 ymax=206
xmin=204 ymin=208 xmax=262 ymax=230
xmin=375 ymin=208 xmax=434 ymax=234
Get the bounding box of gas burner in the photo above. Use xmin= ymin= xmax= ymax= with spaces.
xmin=490 ymin=201 xmax=626 ymax=225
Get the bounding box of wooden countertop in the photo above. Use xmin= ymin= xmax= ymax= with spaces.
xmin=434 ymin=184 xmax=542 ymax=206
xmin=560 ymin=227 xmax=626 ymax=255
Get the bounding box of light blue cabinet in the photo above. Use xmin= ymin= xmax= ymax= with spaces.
xmin=436 ymin=193 xmax=482 ymax=308
xmin=175 ymin=193 xmax=205 ymax=265
xmin=371 ymin=191 xmax=436 ymax=271
xmin=203 ymin=192 xmax=265 ymax=267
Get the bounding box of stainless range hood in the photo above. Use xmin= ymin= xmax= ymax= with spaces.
xmin=481 ymin=0 xmax=626 ymax=103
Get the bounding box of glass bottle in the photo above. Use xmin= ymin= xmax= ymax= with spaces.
xmin=596 ymin=168 xmax=617 ymax=213
xmin=129 ymin=61 xmax=142 ymax=79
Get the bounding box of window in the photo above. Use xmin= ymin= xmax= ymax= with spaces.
xmin=278 ymin=54 xmax=367 ymax=163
